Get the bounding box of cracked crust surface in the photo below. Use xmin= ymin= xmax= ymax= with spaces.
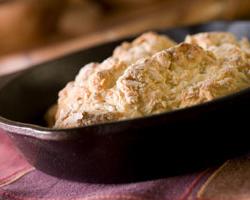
xmin=47 ymin=32 xmax=250 ymax=128
xmin=182 ymin=32 xmax=250 ymax=107
xmin=50 ymin=32 xmax=176 ymax=128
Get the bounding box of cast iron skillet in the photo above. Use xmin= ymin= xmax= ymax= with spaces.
xmin=0 ymin=21 xmax=250 ymax=184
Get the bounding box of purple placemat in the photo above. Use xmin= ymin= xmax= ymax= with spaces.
xmin=2 ymin=129 xmax=250 ymax=200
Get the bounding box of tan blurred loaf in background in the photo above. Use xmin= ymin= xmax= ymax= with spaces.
xmin=0 ymin=0 xmax=250 ymax=75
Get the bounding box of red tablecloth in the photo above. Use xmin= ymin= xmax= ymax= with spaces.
xmin=1 ymin=130 xmax=250 ymax=200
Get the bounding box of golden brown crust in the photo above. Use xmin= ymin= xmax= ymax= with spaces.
xmin=49 ymin=32 xmax=250 ymax=128
xmin=185 ymin=32 xmax=238 ymax=49
xmin=182 ymin=32 xmax=250 ymax=107
xmin=52 ymin=32 xmax=176 ymax=128
xmin=110 ymin=43 xmax=218 ymax=118
xmin=113 ymin=32 xmax=176 ymax=65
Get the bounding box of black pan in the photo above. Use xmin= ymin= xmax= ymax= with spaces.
xmin=0 ymin=21 xmax=250 ymax=184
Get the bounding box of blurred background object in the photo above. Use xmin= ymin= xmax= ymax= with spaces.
xmin=0 ymin=0 xmax=67 ymax=54
xmin=0 ymin=0 xmax=250 ymax=75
